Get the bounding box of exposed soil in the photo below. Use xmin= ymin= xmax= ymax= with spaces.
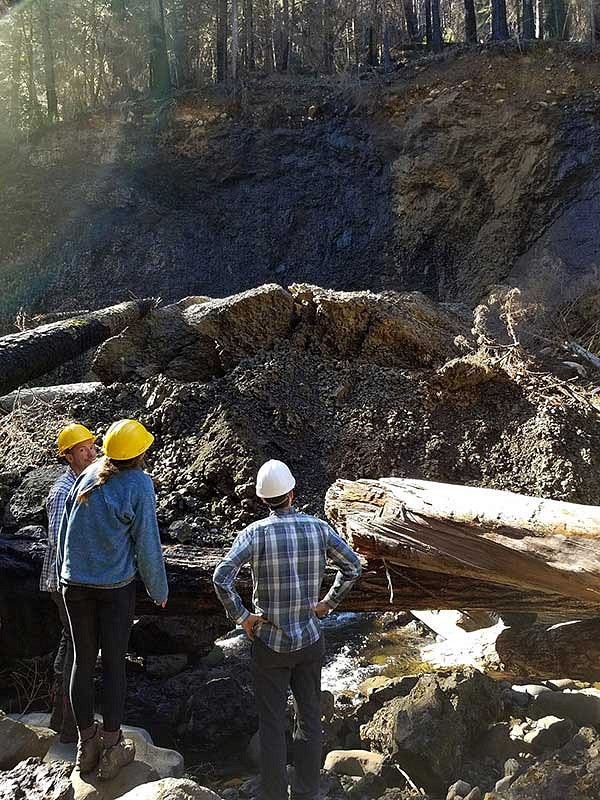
xmin=2 ymin=43 xmax=600 ymax=332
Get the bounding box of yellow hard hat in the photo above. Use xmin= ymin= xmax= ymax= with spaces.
xmin=57 ymin=423 xmax=96 ymax=456
xmin=102 ymin=419 xmax=154 ymax=461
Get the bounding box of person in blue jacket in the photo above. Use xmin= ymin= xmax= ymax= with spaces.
xmin=56 ymin=419 xmax=168 ymax=780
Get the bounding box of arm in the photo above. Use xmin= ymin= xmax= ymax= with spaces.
xmin=212 ymin=529 xmax=255 ymax=626
xmin=52 ymin=483 xmax=75 ymax=588
xmin=130 ymin=478 xmax=168 ymax=604
xmin=321 ymin=525 xmax=362 ymax=611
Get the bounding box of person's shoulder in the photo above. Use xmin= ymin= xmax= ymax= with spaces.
xmin=48 ymin=468 xmax=76 ymax=498
xmin=121 ymin=469 xmax=155 ymax=493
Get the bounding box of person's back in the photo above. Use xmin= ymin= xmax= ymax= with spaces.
xmin=238 ymin=508 xmax=358 ymax=653
xmin=59 ymin=460 xmax=164 ymax=596
xmin=213 ymin=460 xmax=361 ymax=800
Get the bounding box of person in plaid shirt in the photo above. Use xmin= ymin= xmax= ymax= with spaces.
xmin=40 ymin=423 xmax=97 ymax=741
xmin=213 ymin=460 xmax=362 ymax=800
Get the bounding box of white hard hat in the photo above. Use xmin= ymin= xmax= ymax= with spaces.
xmin=256 ymin=460 xmax=296 ymax=498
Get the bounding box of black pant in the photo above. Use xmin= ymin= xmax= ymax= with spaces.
xmin=252 ymin=635 xmax=325 ymax=800
xmin=51 ymin=592 xmax=74 ymax=699
xmin=62 ymin=582 xmax=136 ymax=732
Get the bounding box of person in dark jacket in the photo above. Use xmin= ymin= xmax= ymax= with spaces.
xmin=57 ymin=419 xmax=168 ymax=780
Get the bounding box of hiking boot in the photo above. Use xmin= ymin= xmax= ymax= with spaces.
xmin=97 ymin=732 xmax=135 ymax=781
xmin=75 ymin=723 xmax=102 ymax=774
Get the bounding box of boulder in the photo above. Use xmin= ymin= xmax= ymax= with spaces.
xmin=528 ymin=689 xmax=600 ymax=726
xmin=184 ymin=284 xmax=295 ymax=369
xmin=358 ymin=676 xmax=392 ymax=698
xmin=13 ymin=713 xmax=184 ymax=779
xmin=93 ymin=300 xmax=220 ymax=384
xmin=118 ymin=777 xmax=222 ymax=800
xmin=12 ymin=525 xmax=48 ymax=540
xmin=323 ymin=749 xmax=385 ymax=777
xmin=0 ymin=756 xmax=72 ymax=800
xmin=3 ymin=465 xmax=63 ymax=529
xmin=499 ymin=726 xmax=600 ymax=799
xmin=130 ymin=616 xmax=228 ymax=657
xmin=0 ymin=712 xmax=55 ymax=770
xmin=290 ymin=284 xmax=469 ymax=367
xmin=522 ymin=716 xmax=577 ymax=754
xmin=71 ymin=760 xmax=159 ymax=800
xmin=447 ymin=781 xmax=472 ymax=800
xmin=145 ymin=655 xmax=189 ymax=679
xmin=360 ymin=669 xmax=503 ymax=795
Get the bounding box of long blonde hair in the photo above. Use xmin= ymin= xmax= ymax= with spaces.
xmin=77 ymin=454 xmax=145 ymax=504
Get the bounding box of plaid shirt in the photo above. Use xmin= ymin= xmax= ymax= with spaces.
xmin=39 ymin=467 xmax=77 ymax=592
xmin=213 ymin=507 xmax=362 ymax=653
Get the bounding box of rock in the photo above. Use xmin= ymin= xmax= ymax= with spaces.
xmin=145 ymin=655 xmax=189 ymax=678
xmin=528 ymin=689 xmax=600 ymax=726
xmin=358 ymin=676 xmax=392 ymax=697
xmin=323 ymin=749 xmax=385 ymax=777
xmin=13 ymin=525 xmax=47 ymax=540
xmin=475 ymin=723 xmax=520 ymax=762
xmin=447 ymin=780 xmax=472 ymax=799
xmin=360 ymin=669 xmax=503 ymax=795
xmin=3 ymin=465 xmax=63 ymax=529
xmin=181 ymin=675 xmax=257 ymax=752
xmin=494 ymin=775 xmax=513 ymax=793
xmin=0 ymin=756 xmax=72 ymax=800
xmin=346 ymin=771 xmax=387 ymax=800
xmin=0 ymin=712 xmax=55 ymax=770
xmin=522 ymin=715 xmax=576 ymax=754
xmin=167 ymin=521 xmax=194 ymax=544
xmin=130 ymin=615 xmax=229 ymax=656
xmin=511 ymin=684 xmax=552 ymax=698
xmin=369 ymin=676 xmax=421 ymax=705
xmin=201 ymin=646 xmax=225 ymax=668
xmin=464 ymin=790 xmax=481 ymax=800
xmin=321 ymin=690 xmax=335 ymax=722
xmin=119 ymin=778 xmax=222 ymax=800
xmin=185 ymin=285 xmax=295 ymax=370
xmin=499 ymin=726 xmax=600 ymax=798
xmin=545 ymin=679 xmax=584 ymax=690
xmin=71 ymin=760 xmax=159 ymax=799
xmin=246 ymin=731 xmax=260 ymax=768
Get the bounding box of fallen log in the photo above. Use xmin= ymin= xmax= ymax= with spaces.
xmin=0 ymin=299 xmax=156 ymax=395
xmin=325 ymin=478 xmax=600 ymax=606
xmin=496 ymin=618 xmax=600 ymax=681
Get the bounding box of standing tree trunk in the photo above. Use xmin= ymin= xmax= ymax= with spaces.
xmin=38 ymin=0 xmax=58 ymax=120
xmin=430 ymin=0 xmax=443 ymax=50
xmin=382 ymin=0 xmax=391 ymax=71
xmin=231 ymin=0 xmax=239 ymax=77
xmin=425 ymin=0 xmax=433 ymax=47
xmin=464 ymin=0 xmax=477 ymax=41
xmin=246 ymin=0 xmax=255 ymax=68
xmin=322 ymin=0 xmax=335 ymax=72
xmin=544 ymin=0 xmax=569 ymax=37
xmin=263 ymin=0 xmax=275 ymax=72
xmin=280 ymin=0 xmax=290 ymax=70
xmin=216 ymin=0 xmax=228 ymax=80
xmin=148 ymin=0 xmax=171 ymax=95
xmin=522 ymin=0 xmax=536 ymax=36
xmin=108 ymin=0 xmax=131 ymax=100
xmin=491 ymin=0 xmax=510 ymax=38
xmin=10 ymin=22 xmax=23 ymax=130
xmin=403 ymin=0 xmax=420 ymax=40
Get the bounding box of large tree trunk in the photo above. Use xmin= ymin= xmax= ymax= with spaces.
xmin=0 ymin=299 xmax=155 ymax=396
xmin=430 ymin=0 xmax=443 ymax=51
xmin=497 ymin=618 xmax=600 ymax=680
xmin=491 ymin=0 xmax=510 ymax=38
xmin=522 ymin=0 xmax=536 ymax=36
xmin=464 ymin=0 xmax=477 ymax=41
xmin=403 ymin=0 xmax=420 ymax=41
xmin=148 ymin=0 xmax=172 ymax=95
xmin=38 ymin=0 xmax=58 ymax=120
xmin=231 ymin=0 xmax=239 ymax=77
xmin=325 ymin=478 xmax=600 ymax=605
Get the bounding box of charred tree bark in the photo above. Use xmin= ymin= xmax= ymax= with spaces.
xmin=522 ymin=0 xmax=536 ymax=36
xmin=464 ymin=0 xmax=477 ymax=42
xmin=216 ymin=0 xmax=228 ymax=80
xmin=325 ymin=478 xmax=600 ymax=606
xmin=430 ymin=0 xmax=443 ymax=51
xmin=148 ymin=0 xmax=172 ymax=96
xmin=0 ymin=299 xmax=155 ymax=396
xmin=497 ymin=618 xmax=600 ymax=681
xmin=38 ymin=0 xmax=58 ymax=120
xmin=491 ymin=0 xmax=510 ymax=38
xmin=403 ymin=0 xmax=420 ymax=41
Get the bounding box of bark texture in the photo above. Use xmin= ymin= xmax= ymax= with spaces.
xmin=0 ymin=299 xmax=155 ymax=395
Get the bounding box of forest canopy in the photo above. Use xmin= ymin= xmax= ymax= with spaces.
xmin=0 ymin=0 xmax=599 ymax=138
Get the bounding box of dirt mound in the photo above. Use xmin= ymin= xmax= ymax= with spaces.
xmin=2 ymin=284 xmax=599 ymax=545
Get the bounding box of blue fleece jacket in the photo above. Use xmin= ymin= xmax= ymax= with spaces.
xmin=56 ymin=461 xmax=168 ymax=603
